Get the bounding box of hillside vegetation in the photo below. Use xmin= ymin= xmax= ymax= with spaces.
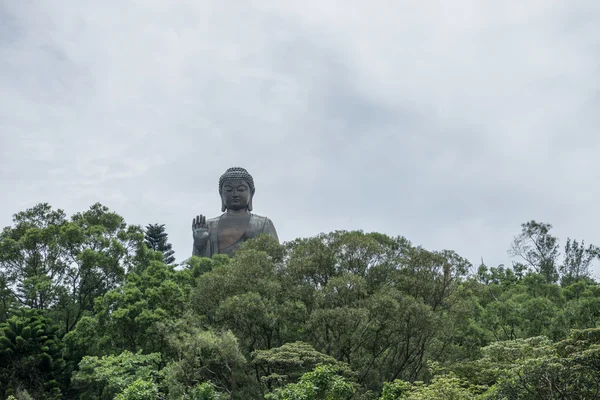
xmin=1 ymin=203 xmax=599 ymax=399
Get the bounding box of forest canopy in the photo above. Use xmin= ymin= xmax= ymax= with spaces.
xmin=1 ymin=203 xmax=600 ymax=399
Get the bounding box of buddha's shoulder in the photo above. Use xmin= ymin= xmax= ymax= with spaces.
xmin=250 ymin=213 xmax=273 ymax=223
xmin=206 ymin=215 xmax=222 ymax=227
xmin=206 ymin=213 xmax=272 ymax=224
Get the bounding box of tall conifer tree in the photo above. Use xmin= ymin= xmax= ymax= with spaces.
xmin=144 ymin=223 xmax=176 ymax=264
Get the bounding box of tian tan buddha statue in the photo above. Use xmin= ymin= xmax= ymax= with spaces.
xmin=192 ymin=167 xmax=279 ymax=258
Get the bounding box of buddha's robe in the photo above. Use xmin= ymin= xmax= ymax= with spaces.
xmin=192 ymin=212 xmax=279 ymax=258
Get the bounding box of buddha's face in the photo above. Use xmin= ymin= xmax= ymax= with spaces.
xmin=221 ymin=180 xmax=251 ymax=211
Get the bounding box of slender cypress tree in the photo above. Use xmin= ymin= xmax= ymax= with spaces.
xmin=144 ymin=223 xmax=176 ymax=264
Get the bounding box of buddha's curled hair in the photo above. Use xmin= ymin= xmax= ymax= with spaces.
xmin=219 ymin=167 xmax=255 ymax=195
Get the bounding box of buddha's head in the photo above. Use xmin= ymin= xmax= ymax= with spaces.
xmin=218 ymin=167 xmax=256 ymax=212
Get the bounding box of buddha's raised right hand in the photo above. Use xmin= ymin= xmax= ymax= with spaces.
xmin=192 ymin=215 xmax=209 ymax=244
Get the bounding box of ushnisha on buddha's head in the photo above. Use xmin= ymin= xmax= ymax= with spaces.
xmin=218 ymin=167 xmax=256 ymax=212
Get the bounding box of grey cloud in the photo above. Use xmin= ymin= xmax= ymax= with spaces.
xmin=1 ymin=0 xmax=599 ymax=277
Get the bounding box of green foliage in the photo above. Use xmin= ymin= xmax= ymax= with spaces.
xmin=6 ymin=391 xmax=34 ymax=400
xmin=71 ymin=259 xmax=190 ymax=355
xmin=253 ymin=341 xmax=350 ymax=389
xmin=381 ymin=373 xmax=482 ymax=400
xmin=560 ymin=238 xmax=599 ymax=286
xmin=184 ymin=254 xmax=230 ymax=279
xmin=115 ymin=379 xmax=160 ymax=400
xmin=265 ymin=364 xmax=356 ymax=400
xmin=71 ymin=350 xmax=161 ymax=400
xmin=186 ymin=382 xmax=228 ymax=400
xmin=0 ymin=203 xmax=146 ymax=335
xmin=0 ymin=308 xmax=65 ymax=399
xmin=509 ymin=220 xmax=600 ymax=285
xmin=3 ymin=203 xmax=600 ymax=399
xmin=161 ymin=327 xmax=248 ymax=398
xmin=509 ymin=221 xmax=560 ymax=283
xmin=144 ymin=223 xmax=176 ymax=265
xmin=0 ymin=273 xmax=15 ymax=323
xmin=485 ymin=328 xmax=600 ymax=399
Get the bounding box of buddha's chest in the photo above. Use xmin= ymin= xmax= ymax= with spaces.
xmin=217 ymin=216 xmax=254 ymax=249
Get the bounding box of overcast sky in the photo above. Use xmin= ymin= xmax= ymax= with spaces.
xmin=1 ymin=1 xmax=599 ymax=276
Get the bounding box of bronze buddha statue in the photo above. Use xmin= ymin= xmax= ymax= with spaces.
xmin=192 ymin=167 xmax=279 ymax=258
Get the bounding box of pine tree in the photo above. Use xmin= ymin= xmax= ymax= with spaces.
xmin=144 ymin=223 xmax=176 ymax=265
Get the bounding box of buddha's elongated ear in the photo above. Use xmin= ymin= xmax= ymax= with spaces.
xmin=221 ymin=197 xmax=227 ymax=212
xmin=248 ymin=196 xmax=253 ymax=212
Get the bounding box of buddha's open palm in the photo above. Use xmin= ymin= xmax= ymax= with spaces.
xmin=192 ymin=215 xmax=209 ymax=243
